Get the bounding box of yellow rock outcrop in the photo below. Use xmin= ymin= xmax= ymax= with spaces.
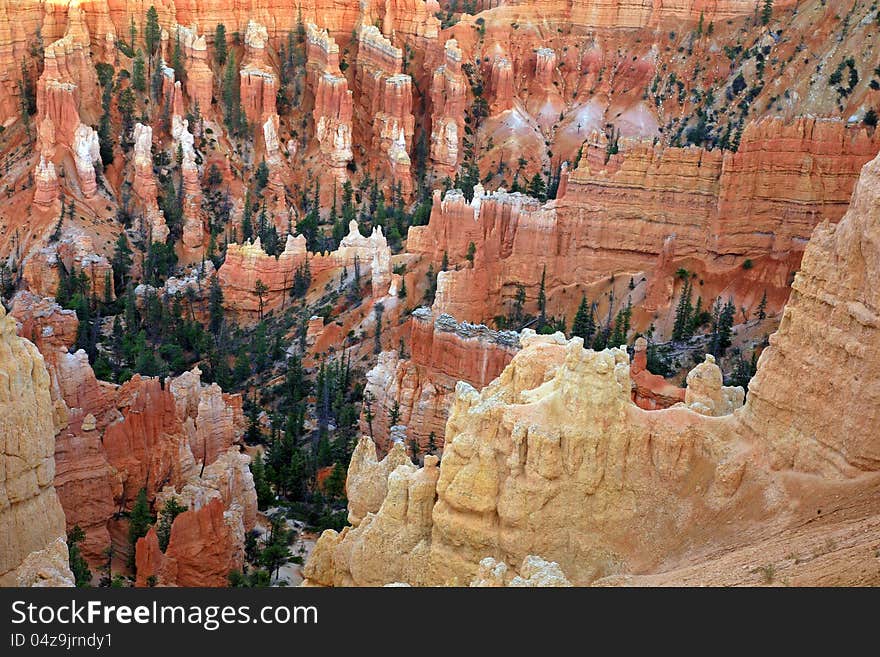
xmin=0 ymin=304 xmax=72 ymax=586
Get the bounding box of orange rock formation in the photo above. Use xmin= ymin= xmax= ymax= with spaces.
xmin=362 ymin=308 xmax=519 ymax=456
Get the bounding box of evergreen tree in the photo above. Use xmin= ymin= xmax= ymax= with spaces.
xmin=254 ymin=279 xmax=268 ymax=320
xmin=171 ymin=28 xmax=185 ymax=84
xmin=222 ymin=52 xmax=242 ymax=134
xmin=510 ymin=284 xmax=526 ymax=327
xmin=145 ymin=6 xmax=161 ymax=56
xmin=709 ymin=297 xmax=736 ymax=357
xmin=527 ymin=172 xmax=547 ymax=201
xmin=250 ymin=453 xmax=274 ymax=509
xmin=208 ymin=274 xmax=224 ymax=335
xmin=571 ymin=295 xmax=597 ymax=344
xmin=324 ymin=461 xmax=347 ymax=500
xmin=608 ymin=298 xmax=633 ymax=347
xmin=155 ymin=497 xmax=187 ymax=552
xmin=537 ymin=265 xmax=547 ymax=329
xmin=111 ymin=234 xmax=132 ymax=293
xmin=427 ymin=431 xmax=438 ymax=456
xmin=388 ymin=400 xmax=401 ymax=426
xmin=761 ymin=0 xmax=773 ymax=26
xmin=132 ymin=50 xmax=146 ymax=92
xmin=373 ymin=302 xmax=385 ymax=354
xmin=672 ymin=278 xmax=694 ymax=342
xmin=755 ymin=289 xmax=767 ymax=320
xmin=128 ymin=488 xmax=153 ymax=568
xmin=67 ymin=525 xmax=92 ymax=587
xmin=214 ymin=24 xmax=227 ymax=66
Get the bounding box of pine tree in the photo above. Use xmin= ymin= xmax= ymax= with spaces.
xmin=466 ymin=241 xmax=476 ymax=265
xmin=111 ymin=234 xmax=132 ymax=292
xmin=755 ymin=289 xmax=767 ymax=320
xmin=609 ymin=298 xmax=633 ymax=347
xmin=250 ymin=453 xmax=274 ymax=509
xmin=761 ymin=0 xmax=773 ymax=26
xmin=67 ymin=525 xmax=92 ymax=587
xmin=145 ymin=6 xmax=161 ymax=56
xmin=537 ymin=265 xmax=547 ymax=329
xmin=373 ymin=302 xmax=385 ymax=354
xmin=155 ymin=497 xmax=187 ymax=552
xmin=208 ymin=274 xmax=224 ymax=334
xmin=427 ymin=431 xmax=438 ymax=456
xmin=222 ymin=52 xmax=241 ymax=133
xmin=527 ymin=172 xmax=547 ymax=201
xmin=409 ymin=438 xmax=420 ymax=465
xmin=172 ymin=28 xmax=185 ymax=84
xmin=132 ymin=50 xmax=146 ymax=92
xmin=510 ymin=284 xmax=526 ymax=327
xmin=672 ymin=278 xmax=694 ymax=342
xmin=254 ymin=279 xmax=268 ymax=320
xmin=324 ymin=462 xmax=347 ymax=499
xmin=571 ymin=295 xmax=596 ymax=343
xmin=128 ymin=488 xmax=153 ymax=568
xmin=388 ymin=400 xmax=401 ymax=426
xmin=214 ymin=24 xmax=227 ymax=66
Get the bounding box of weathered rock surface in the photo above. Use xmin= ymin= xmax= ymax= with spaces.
xmin=304 ymin=148 xmax=880 ymax=587
xmin=219 ymin=220 xmax=392 ymax=315
xmin=409 ymin=118 xmax=877 ymax=331
xmin=134 ymin=448 xmax=257 ymax=587
xmin=354 ymin=25 xmax=414 ymax=197
xmin=362 ymin=308 xmax=519 ymax=455
xmin=306 ymin=23 xmax=353 ymax=177
xmin=0 ymin=303 xmax=71 ymax=586
xmin=429 ymin=39 xmax=467 ymax=175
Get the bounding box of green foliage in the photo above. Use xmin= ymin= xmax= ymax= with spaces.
xmin=571 ymin=295 xmax=597 ymax=344
xmin=672 ymin=277 xmax=695 ymax=342
xmin=209 ymin=274 xmax=224 ymax=335
xmin=215 ymin=24 xmax=227 ymax=65
xmin=111 ymin=234 xmax=132 ymax=292
xmin=128 ymin=488 xmax=153 ymax=569
xmin=466 ymin=241 xmax=476 ymax=264
xmin=222 ymin=52 xmax=247 ymax=136
xmin=68 ymin=525 xmax=92 ymax=587
xmin=527 ymin=173 xmax=547 ymax=201
xmin=143 ymin=240 xmax=177 ymax=287
xmin=646 ymin=340 xmax=676 ymax=378
xmin=708 ymin=297 xmax=736 ymax=357
xmin=98 ymin=112 xmax=114 ymax=165
xmin=324 ymin=461 xmax=347 ymax=500
xmin=608 ymin=298 xmax=633 ymax=347
xmin=250 ymin=454 xmax=274 ymax=509
xmin=155 ymin=497 xmax=187 ymax=552
xmin=761 ymin=0 xmax=773 ymax=26
xmin=255 ymin=161 xmax=270 ymax=192
xmin=145 ymin=6 xmax=161 ymax=55
xmin=755 ymin=289 xmax=768 ymax=320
